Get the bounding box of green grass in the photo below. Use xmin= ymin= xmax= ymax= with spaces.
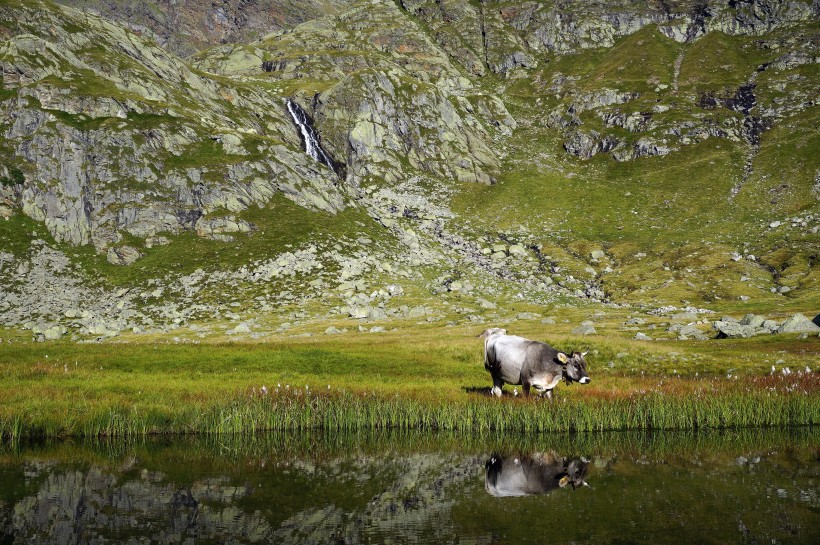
xmin=0 ymin=324 xmax=817 ymax=442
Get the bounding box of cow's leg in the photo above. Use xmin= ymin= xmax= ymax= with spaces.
xmin=522 ymin=382 xmax=531 ymax=397
xmin=490 ymin=375 xmax=504 ymax=397
xmin=543 ymin=389 xmax=554 ymax=403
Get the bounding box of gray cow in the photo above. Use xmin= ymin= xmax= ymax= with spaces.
xmin=479 ymin=331 xmax=590 ymax=399
xmin=485 ymin=452 xmax=590 ymax=497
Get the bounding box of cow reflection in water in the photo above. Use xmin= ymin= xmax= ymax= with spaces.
xmin=485 ymin=452 xmax=590 ymax=497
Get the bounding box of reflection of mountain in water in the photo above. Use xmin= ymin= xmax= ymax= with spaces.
xmin=1 ymin=430 xmax=819 ymax=545
xmin=1 ymin=453 xmax=484 ymax=544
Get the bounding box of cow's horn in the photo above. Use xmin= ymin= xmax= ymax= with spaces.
xmin=581 ymin=350 xmax=589 ymax=357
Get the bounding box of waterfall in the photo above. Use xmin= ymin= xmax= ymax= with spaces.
xmin=286 ymin=99 xmax=338 ymax=172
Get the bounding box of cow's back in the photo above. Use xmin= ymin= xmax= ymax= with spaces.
xmin=491 ymin=335 xmax=534 ymax=384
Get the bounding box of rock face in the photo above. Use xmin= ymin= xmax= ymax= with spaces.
xmin=0 ymin=0 xmax=818 ymax=334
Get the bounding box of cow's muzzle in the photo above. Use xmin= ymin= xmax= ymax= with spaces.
xmin=579 ymin=377 xmax=591 ymax=384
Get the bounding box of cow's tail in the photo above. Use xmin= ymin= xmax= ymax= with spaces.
xmin=484 ymin=338 xmax=498 ymax=372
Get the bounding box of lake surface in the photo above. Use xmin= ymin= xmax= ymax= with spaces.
xmin=1 ymin=429 xmax=817 ymax=544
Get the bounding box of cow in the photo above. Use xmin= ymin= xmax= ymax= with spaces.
xmin=482 ymin=333 xmax=590 ymax=399
xmin=485 ymin=452 xmax=590 ymax=497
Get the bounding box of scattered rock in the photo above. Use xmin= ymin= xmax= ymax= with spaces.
xmin=634 ymin=332 xmax=652 ymax=341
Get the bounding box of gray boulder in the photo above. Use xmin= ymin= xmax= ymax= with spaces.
xmin=571 ymin=321 xmax=596 ymax=335
xmin=43 ymin=325 xmax=67 ymax=340
xmin=740 ymin=314 xmax=765 ymax=328
xmin=776 ymin=314 xmax=820 ymax=334
xmin=677 ymin=324 xmax=708 ymax=341
xmin=762 ymin=319 xmax=781 ymax=332
xmin=713 ymin=320 xmax=757 ymax=339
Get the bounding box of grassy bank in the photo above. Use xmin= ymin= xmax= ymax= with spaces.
xmin=1 ymin=326 xmax=817 ymax=442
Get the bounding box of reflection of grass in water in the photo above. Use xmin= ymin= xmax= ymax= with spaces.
xmin=2 ymin=427 xmax=817 ymax=471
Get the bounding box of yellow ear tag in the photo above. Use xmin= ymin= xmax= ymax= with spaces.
xmin=559 ymin=476 xmax=570 ymax=488
xmin=557 ymin=353 xmax=569 ymax=364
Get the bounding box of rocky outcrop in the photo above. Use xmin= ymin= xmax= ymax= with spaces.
xmin=318 ymin=69 xmax=499 ymax=185
xmin=713 ymin=313 xmax=819 ymax=338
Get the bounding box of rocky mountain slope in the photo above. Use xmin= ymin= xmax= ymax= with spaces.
xmin=0 ymin=0 xmax=817 ymax=341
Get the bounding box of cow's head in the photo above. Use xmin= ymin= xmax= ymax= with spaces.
xmin=477 ymin=327 xmax=507 ymax=338
xmin=557 ymin=351 xmax=591 ymax=384
xmin=558 ymin=457 xmax=590 ymax=489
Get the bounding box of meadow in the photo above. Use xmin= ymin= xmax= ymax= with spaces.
xmin=1 ymin=317 xmax=817 ymax=443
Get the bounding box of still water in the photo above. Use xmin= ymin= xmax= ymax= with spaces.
xmin=1 ymin=429 xmax=817 ymax=544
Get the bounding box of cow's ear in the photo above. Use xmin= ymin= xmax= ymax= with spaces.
xmin=558 ymin=475 xmax=570 ymax=488
xmin=557 ymin=352 xmax=569 ymax=364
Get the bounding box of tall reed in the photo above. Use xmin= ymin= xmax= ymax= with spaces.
xmin=2 ymin=387 xmax=817 ymax=441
